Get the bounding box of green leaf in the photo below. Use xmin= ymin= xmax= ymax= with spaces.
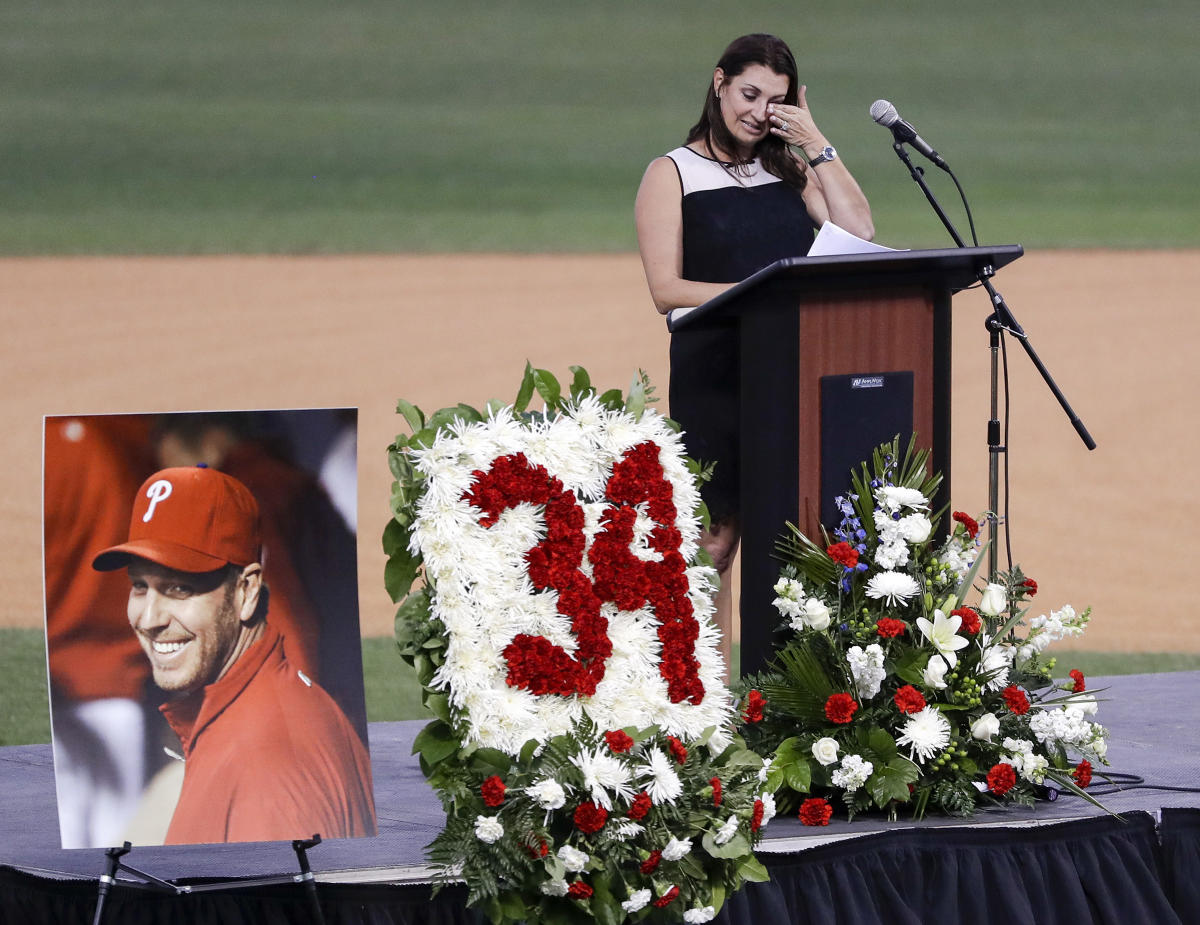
xmin=395 ymin=398 xmax=425 ymax=433
xmin=383 ymin=524 xmax=419 ymax=603
xmin=423 ymin=691 xmax=452 ymax=723
xmin=532 ymin=367 xmax=562 ymax=409
xmin=735 ymin=854 xmax=770 ymax=883
xmin=468 ymin=747 xmax=512 ymax=778
xmin=589 ymin=873 xmax=622 ymax=925
xmin=412 ymin=721 xmax=459 ymax=766
xmin=596 ymin=387 xmax=624 ymax=410
xmin=625 ymin=371 xmax=646 ymax=417
xmin=702 ymin=830 xmax=750 ymax=859
xmin=568 ymin=365 xmax=592 ymax=400
xmin=514 ymin=361 xmax=536 ymax=413
xmin=867 ymin=756 xmax=920 ymax=808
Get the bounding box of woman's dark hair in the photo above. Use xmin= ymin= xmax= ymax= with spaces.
xmin=686 ymin=33 xmax=807 ymax=190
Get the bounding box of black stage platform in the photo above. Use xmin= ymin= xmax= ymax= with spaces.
xmin=3 ymin=672 xmax=1198 ymax=923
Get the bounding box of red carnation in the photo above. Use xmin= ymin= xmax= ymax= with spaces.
xmin=653 ymin=886 xmax=680 ymax=908
xmin=750 ymin=799 xmax=765 ymax=832
xmin=798 ymin=797 xmax=833 ymax=827
xmin=827 ymin=541 xmax=860 ymax=569
xmin=568 ymin=881 xmax=593 ymax=900
xmin=639 ymin=849 xmax=662 ymax=874
xmin=524 ymin=838 xmax=549 ymax=858
xmin=825 ymin=692 xmax=858 ymax=724
xmin=987 ymin=762 xmax=1017 ymax=795
xmin=710 ymin=776 xmax=723 ymax=807
xmin=743 ymin=689 xmax=766 ymax=723
xmin=952 ymin=607 xmax=981 ymax=635
xmin=605 ymin=730 xmax=634 ymax=753
xmin=667 ymin=736 xmax=688 ymax=764
xmin=573 ymin=801 xmax=608 ymax=834
xmin=876 ymin=617 xmax=907 ymax=638
xmin=1069 ymin=669 xmax=1086 ymax=693
xmin=1002 ymin=685 xmax=1030 ymax=716
xmin=480 ymin=775 xmax=506 ymax=807
xmin=953 ymin=511 xmax=980 ymax=539
xmin=628 ymin=791 xmax=652 ymax=820
xmin=1073 ymin=760 xmax=1093 ymax=789
xmin=893 ymin=684 xmax=927 ymax=715
xmin=1022 ymin=577 xmax=1038 ymax=597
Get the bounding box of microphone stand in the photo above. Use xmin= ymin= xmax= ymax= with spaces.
xmin=890 ymin=142 xmax=1096 ymax=583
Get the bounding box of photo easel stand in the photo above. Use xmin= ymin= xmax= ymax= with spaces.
xmin=91 ymin=835 xmax=327 ymax=925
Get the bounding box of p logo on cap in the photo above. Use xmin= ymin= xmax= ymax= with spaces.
xmin=143 ymin=479 xmax=174 ymax=522
xmin=93 ymin=466 xmax=262 ymax=574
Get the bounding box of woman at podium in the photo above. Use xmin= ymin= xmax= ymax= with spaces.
xmin=634 ymin=33 xmax=873 ymax=670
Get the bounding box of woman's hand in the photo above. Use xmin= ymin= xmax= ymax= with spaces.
xmin=766 ymin=85 xmax=827 ymax=160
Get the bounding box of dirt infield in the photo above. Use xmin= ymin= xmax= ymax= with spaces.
xmin=3 ymin=251 xmax=1197 ymax=653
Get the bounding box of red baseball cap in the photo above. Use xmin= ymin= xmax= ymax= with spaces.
xmin=92 ymin=465 xmax=262 ymax=573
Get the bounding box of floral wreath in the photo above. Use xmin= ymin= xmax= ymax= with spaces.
xmin=739 ymin=437 xmax=1107 ymax=823
xmin=384 ymin=365 xmax=774 ymax=925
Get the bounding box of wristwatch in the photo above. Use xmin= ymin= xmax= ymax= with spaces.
xmin=808 ymin=145 xmax=837 ymax=167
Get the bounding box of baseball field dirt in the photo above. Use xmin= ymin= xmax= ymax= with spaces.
xmin=2 ymin=251 xmax=1196 ymax=653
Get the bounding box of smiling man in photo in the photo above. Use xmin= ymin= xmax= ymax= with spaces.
xmin=93 ymin=464 xmax=376 ymax=845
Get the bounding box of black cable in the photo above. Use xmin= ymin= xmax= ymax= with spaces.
xmin=1001 ymin=333 xmax=1014 ymax=571
xmin=946 ymin=165 xmax=980 ymax=247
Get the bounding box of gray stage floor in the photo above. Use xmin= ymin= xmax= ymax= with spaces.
xmin=2 ymin=672 xmax=1196 ymax=885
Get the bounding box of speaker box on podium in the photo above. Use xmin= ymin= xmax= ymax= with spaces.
xmin=668 ymin=245 xmax=1023 ymax=677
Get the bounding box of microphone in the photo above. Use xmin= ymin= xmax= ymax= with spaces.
xmin=870 ymin=100 xmax=948 ymax=170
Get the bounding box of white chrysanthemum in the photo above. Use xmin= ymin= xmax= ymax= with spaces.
xmin=865 ymin=570 xmax=921 ymax=606
xmin=896 ymin=706 xmax=951 ymax=763
xmin=847 ymin=644 xmax=887 ymax=699
xmin=978 ymin=635 xmax=1015 ymax=691
xmin=915 ymin=609 xmax=970 ymax=668
xmin=637 ymin=748 xmax=683 ymax=805
xmin=557 ymin=845 xmax=589 ymax=872
xmin=714 ymin=815 xmax=740 ymax=845
xmin=474 ymin=815 xmax=504 ymax=844
xmin=541 ymin=879 xmax=569 ymax=897
xmin=571 ymin=746 xmax=635 ymax=810
xmin=684 ymin=906 xmax=718 ymax=923
xmin=611 ymin=820 xmax=644 ymax=842
xmin=526 ymin=778 xmax=567 ymax=810
xmin=662 ymin=836 xmax=693 ymax=861
xmin=830 ymin=754 xmax=874 ymax=792
xmin=622 ymin=890 xmax=652 ymax=913
xmin=877 ymin=485 xmax=929 ymax=512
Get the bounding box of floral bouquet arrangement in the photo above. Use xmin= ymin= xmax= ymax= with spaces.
xmin=384 ymin=365 xmax=773 ymax=925
xmin=740 ymin=437 xmax=1106 ymax=822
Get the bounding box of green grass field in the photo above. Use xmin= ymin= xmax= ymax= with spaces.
xmin=1 ymin=0 xmax=1196 ymax=254
xmin=4 ymin=629 xmax=1197 ymax=747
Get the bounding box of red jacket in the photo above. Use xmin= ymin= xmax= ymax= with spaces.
xmin=161 ymin=624 xmax=376 ymax=844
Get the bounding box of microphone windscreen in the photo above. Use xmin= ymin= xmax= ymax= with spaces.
xmin=870 ymin=99 xmax=899 ymax=127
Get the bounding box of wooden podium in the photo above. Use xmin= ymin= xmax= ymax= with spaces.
xmin=668 ymin=245 xmax=1023 ymax=677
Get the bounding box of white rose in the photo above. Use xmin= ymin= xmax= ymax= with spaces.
xmin=802 ymin=597 xmax=832 ymax=630
xmin=474 ymin=815 xmax=504 ymax=844
xmin=898 ymin=513 xmax=933 ymax=544
xmin=812 ymin=737 xmax=840 ymax=766
xmin=979 ymin=582 xmax=1007 ymax=617
xmin=557 ymin=845 xmax=590 ymax=872
xmin=970 ymin=712 xmax=1001 ymax=742
xmin=923 ymin=654 xmax=949 ymax=690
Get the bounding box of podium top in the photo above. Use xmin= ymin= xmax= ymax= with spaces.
xmin=668 ymin=244 xmax=1023 ymax=332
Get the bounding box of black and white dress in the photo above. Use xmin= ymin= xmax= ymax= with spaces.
xmin=664 ymin=145 xmax=818 ymax=523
